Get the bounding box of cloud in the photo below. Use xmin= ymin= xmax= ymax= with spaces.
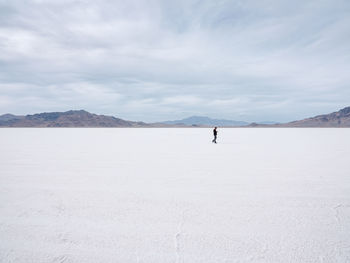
xmin=0 ymin=0 xmax=350 ymax=122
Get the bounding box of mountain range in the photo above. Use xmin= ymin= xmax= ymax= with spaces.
xmin=276 ymin=106 xmax=350 ymax=127
xmin=0 ymin=106 xmax=349 ymax=127
xmin=160 ymin=116 xmax=279 ymax=126
xmin=0 ymin=110 xmax=148 ymax=127
xmin=160 ymin=116 xmax=249 ymax=126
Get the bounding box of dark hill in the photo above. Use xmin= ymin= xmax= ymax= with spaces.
xmin=0 ymin=110 xmax=148 ymax=127
xmin=280 ymin=106 xmax=350 ymax=127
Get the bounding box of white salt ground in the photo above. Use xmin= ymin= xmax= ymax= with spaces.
xmin=0 ymin=128 xmax=350 ymax=263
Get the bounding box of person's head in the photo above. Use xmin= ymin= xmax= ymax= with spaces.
xmin=214 ymin=127 xmax=217 ymax=129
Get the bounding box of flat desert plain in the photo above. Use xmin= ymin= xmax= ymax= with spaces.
xmin=0 ymin=128 xmax=350 ymax=262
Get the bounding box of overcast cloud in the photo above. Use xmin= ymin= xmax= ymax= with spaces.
xmin=0 ymin=0 xmax=349 ymax=122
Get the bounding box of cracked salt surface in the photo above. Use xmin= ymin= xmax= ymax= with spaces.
xmin=0 ymin=128 xmax=350 ymax=262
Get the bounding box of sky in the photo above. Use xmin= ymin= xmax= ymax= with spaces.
xmin=0 ymin=0 xmax=350 ymax=122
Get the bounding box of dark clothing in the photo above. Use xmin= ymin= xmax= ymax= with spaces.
xmin=212 ymin=128 xmax=217 ymax=143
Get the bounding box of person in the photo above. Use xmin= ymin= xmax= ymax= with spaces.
xmin=212 ymin=127 xmax=218 ymax=143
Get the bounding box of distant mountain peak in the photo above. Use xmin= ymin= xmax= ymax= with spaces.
xmin=0 ymin=113 xmax=24 ymax=122
xmin=161 ymin=116 xmax=249 ymax=126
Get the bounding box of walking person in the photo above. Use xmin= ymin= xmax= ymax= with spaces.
xmin=212 ymin=127 xmax=218 ymax=143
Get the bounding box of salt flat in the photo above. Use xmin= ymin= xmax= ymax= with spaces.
xmin=0 ymin=128 xmax=350 ymax=263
